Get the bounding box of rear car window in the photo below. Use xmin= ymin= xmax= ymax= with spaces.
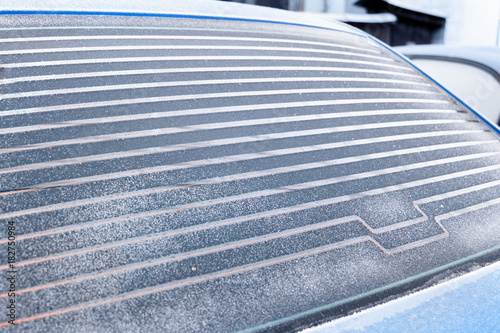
xmin=1 ymin=13 xmax=500 ymax=332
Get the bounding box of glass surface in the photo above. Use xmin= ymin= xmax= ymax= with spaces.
xmin=0 ymin=12 xmax=499 ymax=332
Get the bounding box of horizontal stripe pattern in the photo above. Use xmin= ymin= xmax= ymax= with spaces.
xmin=0 ymin=33 xmax=381 ymax=53
xmin=0 ymin=77 xmax=433 ymax=100
xmin=1 ymin=22 xmax=499 ymax=332
xmin=1 ymin=54 xmax=411 ymax=69
xmin=0 ymin=66 xmax=423 ymax=86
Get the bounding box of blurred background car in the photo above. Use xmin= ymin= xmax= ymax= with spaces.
xmin=395 ymin=45 xmax=500 ymax=126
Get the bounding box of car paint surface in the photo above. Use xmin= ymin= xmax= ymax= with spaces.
xmin=304 ymin=260 xmax=500 ymax=332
